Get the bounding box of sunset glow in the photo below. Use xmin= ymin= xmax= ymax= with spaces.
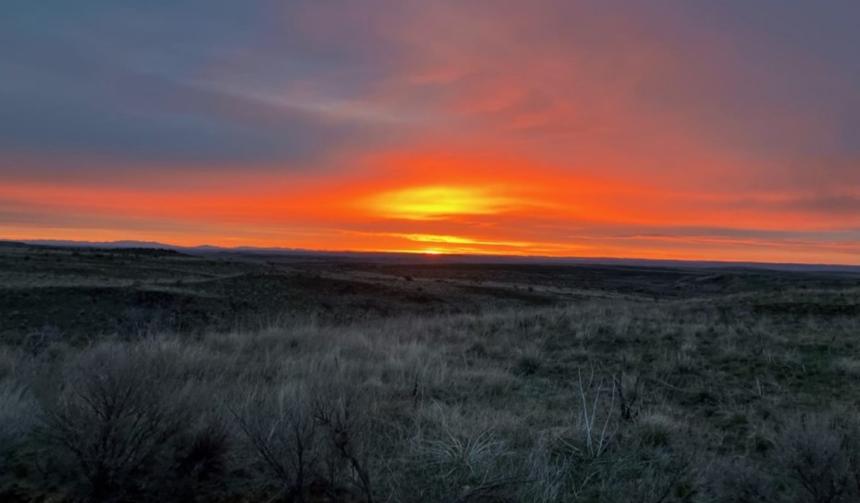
xmin=365 ymin=186 xmax=521 ymax=220
xmin=2 ymin=2 xmax=859 ymax=264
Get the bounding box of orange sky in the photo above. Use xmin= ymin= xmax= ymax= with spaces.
xmin=2 ymin=2 xmax=859 ymax=264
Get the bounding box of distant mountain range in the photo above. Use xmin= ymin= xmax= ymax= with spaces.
xmin=8 ymin=238 xmax=860 ymax=273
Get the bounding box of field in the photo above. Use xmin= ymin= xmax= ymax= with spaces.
xmin=2 ymin=242 xmax=860 ymax=502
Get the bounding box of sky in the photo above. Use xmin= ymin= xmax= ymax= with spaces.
xmin=2 ymin=1 xmax=859 ymax=264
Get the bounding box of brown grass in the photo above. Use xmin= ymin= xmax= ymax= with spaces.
xmin=1 ymin=288 xmax=859 ymax=501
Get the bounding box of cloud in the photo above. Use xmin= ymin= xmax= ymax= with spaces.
xmin=363 ymin=186 xmax=525 ymax=220
xmin=1 ymin=1 xmax=859 ymax=263
xmin=0 ymin=1 xmax=403 ymax=168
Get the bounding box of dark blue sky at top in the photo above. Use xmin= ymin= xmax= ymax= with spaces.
xmin=1 ymin=1 xmax=397 ymax=167
xmin=1 ymin=0 xmax=858 ymax=171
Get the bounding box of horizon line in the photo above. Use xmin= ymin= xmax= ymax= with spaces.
xmin=6 ymin=236 xmax=860 ymax=271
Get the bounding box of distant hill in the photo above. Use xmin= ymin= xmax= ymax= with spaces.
xmin=6 ymin=239 xmax=188 ymax=257
xmin=6 ymin=238 xmax=860 ymax=273
xmin=23 ymin=239 xmax=184 ymax=250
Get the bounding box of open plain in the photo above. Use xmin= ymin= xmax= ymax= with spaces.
xmin=2 ymin=242 xmax=860 ymax=502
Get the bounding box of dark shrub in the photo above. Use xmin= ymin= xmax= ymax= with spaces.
xmin=36 ymin=344 xmax=191 ymax=502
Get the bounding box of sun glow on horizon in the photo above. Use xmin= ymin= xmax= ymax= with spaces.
xmin=397 ymin=233 xmax=533 ymax=248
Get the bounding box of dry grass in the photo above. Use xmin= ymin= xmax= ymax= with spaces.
xmin=1 ymin=288 xmax=859 ymax=501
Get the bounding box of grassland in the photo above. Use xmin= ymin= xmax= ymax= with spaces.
xmin=1 ymin=242 xmax=859 ymax=502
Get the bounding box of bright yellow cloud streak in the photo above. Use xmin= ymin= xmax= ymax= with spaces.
xmin=400 ymin=233 xmax=532 ymax=247
xmin=366 ymin=185 xmax=518 ymax=220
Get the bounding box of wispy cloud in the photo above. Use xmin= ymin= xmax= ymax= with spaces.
xmin=1 ymin=1 xmax=858 ymax=263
